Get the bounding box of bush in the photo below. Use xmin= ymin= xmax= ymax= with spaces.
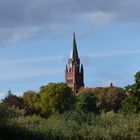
xmin=0 ymin=103 xmax=25 ymax=121
xmin=1 ymin=112 xmax=140 ymax=140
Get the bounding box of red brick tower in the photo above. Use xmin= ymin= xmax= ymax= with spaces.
xmin=65 ymin=33 xmax=84 ymax=93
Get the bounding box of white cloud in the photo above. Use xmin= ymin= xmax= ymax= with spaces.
xmin=83 ymin=12 xmax=115 ymax=27
xmin=0 ymin=55 xmax=64 ymax=65
xmin=0 ymin=27 xmax=41 ymax=45
xmin=0 ymin=67 xmax=62 ymax=81
xmin=0 ymin=55 xmax=64 ymax=81
xmin=82 ymin=49 xmax=140 ymax=59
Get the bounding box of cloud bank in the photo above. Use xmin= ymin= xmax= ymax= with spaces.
xmin=0 ymin=0 xmax=140 ymax=43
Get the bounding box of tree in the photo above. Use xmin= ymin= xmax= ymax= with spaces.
xmin=77 ymin=91 xmax=98 ymax=113
xmin=79 ymin=87 xmax=125 ymax=113
xmin=98 ymin=87 xmax=126 ymax=112
xmin=3 ymin=93 xmax=25 ymax=109
xmin=39 ymin=83 xmax=76 ymax=117
xmin=23 ymin=91 xmax=41 ymax=114
xmin=121 ymin=71 xmax=140 ymax=114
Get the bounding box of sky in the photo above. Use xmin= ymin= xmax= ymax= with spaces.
xmin=0 ymin=0 xmax=140 ymax=99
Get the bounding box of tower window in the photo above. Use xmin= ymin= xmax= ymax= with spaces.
xmin=67 ymin=79 xmax=73 ymax=83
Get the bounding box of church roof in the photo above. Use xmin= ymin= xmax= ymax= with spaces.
xmin=70 ymin=32 xmax=79 ymax=59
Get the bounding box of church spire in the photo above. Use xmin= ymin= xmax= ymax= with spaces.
xmin=70 ymin=32 xmax=79 ymax=59
xmin=65 ymin=33 xmax=84 ymax=93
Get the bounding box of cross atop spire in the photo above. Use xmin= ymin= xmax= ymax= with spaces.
xmin=70 ymin=32 xmax=79 ymax=59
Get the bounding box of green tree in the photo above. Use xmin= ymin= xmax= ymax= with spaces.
xmin=121 ymin=71 xmax=140 ymax=114
xmin=39 ymin=83 xmax=76 ymax=117
xmin=77 ymin=91 xmax=98 ymax=113
xmin=23 ymin=91 xmax=41 ymax=114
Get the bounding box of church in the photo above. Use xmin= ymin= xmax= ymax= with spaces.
xmin=65 ymin=33 xmax=84 ymax=93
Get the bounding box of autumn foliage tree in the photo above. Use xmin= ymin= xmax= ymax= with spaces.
xmin=3 ymin=92 xmax=25 ymax=109
xmin=79 ymin=86 xmax=125 ymax=113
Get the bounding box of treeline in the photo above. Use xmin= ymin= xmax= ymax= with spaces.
xmin=1 ymin=83 xmax=125 ymax=117
xmin=0 ymin=71 xmax=140 ymax=140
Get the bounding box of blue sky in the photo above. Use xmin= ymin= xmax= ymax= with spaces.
xmin=0 ymin=0 xmax=140 ymax=99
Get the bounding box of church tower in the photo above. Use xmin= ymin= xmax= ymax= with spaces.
xmin=65 ymin=33 xmax=84 ymax=93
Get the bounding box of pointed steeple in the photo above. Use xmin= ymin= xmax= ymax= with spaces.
xmin=65 ymin=32 xmax=84 ymax=93
xmin=70 ymin=32 xmax=79 ymax=59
